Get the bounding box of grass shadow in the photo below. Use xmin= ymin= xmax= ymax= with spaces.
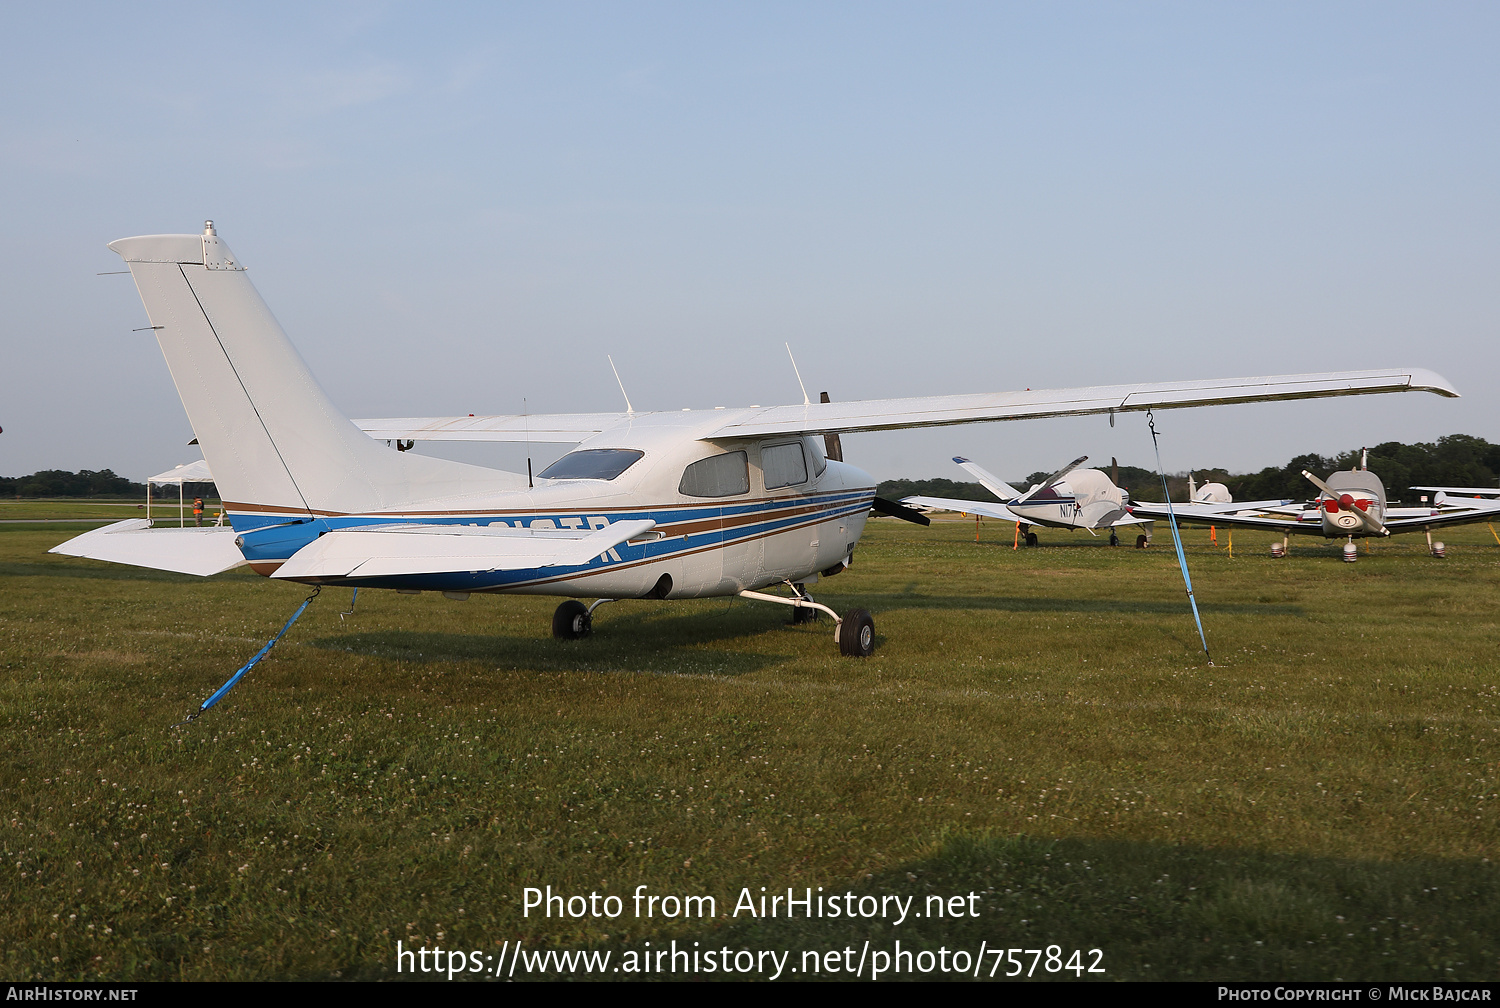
xmin=0 ymin=560 xmax=210 ymax=584
xmin=498 ymin=833 xmax=1497 ymax=983
xmin=857 ymin=593 xmax=1306 ymax=618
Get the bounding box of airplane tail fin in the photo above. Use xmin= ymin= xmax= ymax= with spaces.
xmin=109 ymin=224 xmax=525 ymax=520
xmin=952 ymin=457 xmax=1023 ymax=501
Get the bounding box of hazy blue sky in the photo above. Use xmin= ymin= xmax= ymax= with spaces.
xmin=3 ymin=2 xmax=1497 ymax=485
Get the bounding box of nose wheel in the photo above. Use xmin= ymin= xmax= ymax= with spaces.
xmin=551 ymin=600 xmax=592 ymax=639
xmin=737 ymin=587 xmax=877 ymax=657
xmin=837 ymin=608 xmax=876 ymax=657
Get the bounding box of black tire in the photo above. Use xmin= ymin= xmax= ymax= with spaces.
xmin=1108 ymin=531 xmax=1119 ymax=547
xmin=838 ymin=608 xmax=876 ymax=657
xmin=1136 ymin=534 xmax=1148 ymax=549
xmin=1025 ymin=532 xmax=1039 ymax=548
xmin=790 ymin=605 xmax=819 ymax=624
xmin=552 ymin=600 xmax=592 ymax=640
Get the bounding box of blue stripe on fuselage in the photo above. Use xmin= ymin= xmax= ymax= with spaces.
xmin=231 ymin=490 xmax=874 ymax=589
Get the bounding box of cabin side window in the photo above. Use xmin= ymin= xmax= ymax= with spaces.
xmin=762 ymin=442 xmax=808 ymax=490
xmin=679 ymin=451 xmax=750 ymax=498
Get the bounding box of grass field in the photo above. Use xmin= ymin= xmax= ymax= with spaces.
xmin=0 ymin=499 xmax=222 ymax=522
xmin=2 ymin=516 xmax=1497 ymax=981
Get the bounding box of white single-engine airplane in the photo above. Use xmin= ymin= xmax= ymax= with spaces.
xmin=52 ymin=223 xmax=1460 ymax=654
xmin=1127 ymin=452 xmax=1500 ymax=560
xmin=901 ymin=455 xmax=1156 ymax=546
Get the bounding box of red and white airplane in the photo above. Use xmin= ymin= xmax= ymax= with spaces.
xmin=1129 ymin=452 xmax=1500 ymax=560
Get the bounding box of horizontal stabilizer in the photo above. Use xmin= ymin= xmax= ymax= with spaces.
xmin=49 ymin=519 xmax=247 ymax=576
xmin=271 ymin=519 xmax=657 ymax=579
xmin=951 ymin=457 xmax=1022 ymax=500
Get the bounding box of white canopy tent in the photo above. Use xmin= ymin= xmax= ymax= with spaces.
xmin=147 ymin=460 xmax=215 ymax=526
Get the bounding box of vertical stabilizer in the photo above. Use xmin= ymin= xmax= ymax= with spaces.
xmin=109 ymin=224 xmax=524 ymax=516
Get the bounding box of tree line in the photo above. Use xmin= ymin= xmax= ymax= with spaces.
xmin=876 ymin=434 xmax=1500 ymax=505
xmin=0 ymin=469 xmax=217 ymax=499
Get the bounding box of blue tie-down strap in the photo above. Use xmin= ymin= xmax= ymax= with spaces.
xmin=1146 ymin=412 xmax=1213 ymax=665
xmin=173 ymin=587 xmax=321 ymax=727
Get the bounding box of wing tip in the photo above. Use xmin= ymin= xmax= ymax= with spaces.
xmin=1407 ymin=368 xmax=1460 ymax=398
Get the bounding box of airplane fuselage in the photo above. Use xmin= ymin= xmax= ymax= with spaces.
xmin=1008 ymin=469 xmax=1131 ymax=531
xmin=230 ymin=417 xmax=873 ymax=599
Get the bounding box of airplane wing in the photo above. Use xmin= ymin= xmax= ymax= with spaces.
xmin=353 ymin=413 xmax=630 ymax=443
xmin=270 ymin=519 xmax=657 ymax=579
xmin=1133 ymin=497 xmax=1295 ymax=516
xmin=1127 ymin=502 xmax=1324 ymax=534
xmin=354 ymin=368 xmax=1456 ymax=443
xmin=900 ymin=496 xmax=1023 ymax=522
xmin=1410 ymin=486 xmax=1500 ymax=499
xmin=49 ymin=519 xmax=248 ymax=576
xmin=1378 ymin=499 xmax=1500 ymax=533
xmin=705 ymin=368 xmax=1456 ymax=437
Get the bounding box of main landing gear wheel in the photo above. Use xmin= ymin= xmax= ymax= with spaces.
xmin=1025 ymin=532 xmax=1039 ymax=548
xmin=838 ymin=608 xmax=876 ymax=657
xmin=790 ymin=605 xmax=819 ymax=624
xmin=1108 ymin=531 xmax=1119 ymax=547
xmin=552 ymin=600 xmax=592 ymax=640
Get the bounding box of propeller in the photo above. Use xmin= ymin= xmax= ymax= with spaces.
xmin=819 ymin=391 xmax=843 ymax=462
xmin=1015 ymin=455 xmax=1088 ymax=503
xmin=1302 ymin=470 xmax=1388 ymax=535
xmin=817 ymin=391 xmax=923 ymax=524
xmin=871 ymin=497 xmax=931 ymax=526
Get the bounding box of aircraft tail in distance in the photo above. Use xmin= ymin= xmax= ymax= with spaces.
xmin=952 ymin=456 xmax=1023 ymax=501
xmin=108 ymin=223 xmax=525 ymax=518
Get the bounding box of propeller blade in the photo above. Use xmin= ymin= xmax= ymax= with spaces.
xmin=819 ymin=391 xmax=843 ymax=462
xmin=871 ymin=496 xmax=931 ymax=526
xmin=1016 ymin=455 xmax=1089 ymax=503
xmin=1301 ymin=470 xmax=1388 ymax=535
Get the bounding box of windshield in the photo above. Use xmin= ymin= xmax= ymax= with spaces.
xmin=538 ymin=449 xmax=644 ymax=481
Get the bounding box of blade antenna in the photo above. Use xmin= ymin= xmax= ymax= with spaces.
xmin=524 ymin=397 xmax=533 ymax=488
xmin=785 ymin=343 xmax=811 ymax=406
xmin=608 ymin=355 xmax=635 ymax=414
xmin=1146 ymin=410 xmax=1213 ymax=666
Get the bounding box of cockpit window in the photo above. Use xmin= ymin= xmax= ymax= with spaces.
xmin=679 ymin=451 xmax=750 ymax=498
xmin=808 ymin=437 xmax=828 ymax=477
xmin=538 ymin=449 xmax=644 ymax=481
xmin=762 ymin=442 xmax=808 ymax=490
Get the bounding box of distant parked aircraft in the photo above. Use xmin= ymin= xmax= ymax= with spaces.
xmin=902 ymin=455 xmax=1157 ymax=546
xmin=1128 ymin=452 xmax=1500 ymax=560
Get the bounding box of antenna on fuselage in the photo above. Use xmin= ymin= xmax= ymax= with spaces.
xmin=608 ymin=355 xmax=635 ymax=414
xmin=785 ymin=343 xmax=811 ymax=406
xmin=524 ymin=397 xmax=533 ymax=488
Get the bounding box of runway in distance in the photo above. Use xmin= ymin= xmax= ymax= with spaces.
xmin=1128 ymin=451 xmax=1500 ymax=561
xmin=52 ymin=222 xmax=1461 ymax=654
